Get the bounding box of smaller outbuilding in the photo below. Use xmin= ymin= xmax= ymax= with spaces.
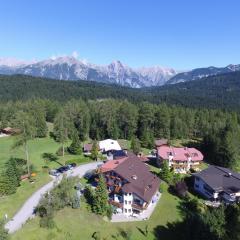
xmin=83 ymin=143 xmax=93 ymax=153
xmin=1 ymin=127 xmax=20 ymax=135
xmin=99 ymin=139 xmax=121 ymax=153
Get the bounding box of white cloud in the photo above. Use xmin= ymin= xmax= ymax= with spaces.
xmin=50 ymin=55 xmax=57 ymax=60
xmin=72 ymin=51 xmax=79 ymax=59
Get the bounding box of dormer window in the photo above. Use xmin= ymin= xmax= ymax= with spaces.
xmin=132 ymin=175 xmax=137 ymax=180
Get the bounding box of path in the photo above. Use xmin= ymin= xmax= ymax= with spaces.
xmin=5 ymin=161 xmax=101 ymax=234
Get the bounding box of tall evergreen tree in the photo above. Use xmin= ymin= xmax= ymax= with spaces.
xmin=0 ymin=219 xmax=9 ymax=240
xmin=91 ymin=141 xmax=99 ymax=161
xmin=12 ymin=111 xmax=36 ymax=176
xmin=92 ymin=174 xmax=109 ymax=216
xmin=154 ymin=106 xmax=170 ymax=139
xmin=159 ymin=160 xmax=173 ymax=184
xmin=68 ymin=131 xmax=82 ymax=155
xmin=0 ymin=174 xmax=13 ymax=196
xmin=118 ymin=101 xmax=138 ymax=139
xmin=131 ymin=136 xmax=141 ymax=155
xmin=4 ymin=158 xmax=20 ymax=191
xmin=53 ymin=110 xmax=70 ymax=162
xmin=225 ymin=204 xmax=240 ymax=240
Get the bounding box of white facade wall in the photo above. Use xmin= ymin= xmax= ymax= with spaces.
xmin=123 ymin=193 xmax=133 ymax=216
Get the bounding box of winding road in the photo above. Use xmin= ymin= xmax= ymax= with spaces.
xmin=5 ymin=161 xmax=102 ymax=234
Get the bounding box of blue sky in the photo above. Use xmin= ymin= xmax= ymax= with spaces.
xmin=1 ymin=0 xmax=240 ymax=69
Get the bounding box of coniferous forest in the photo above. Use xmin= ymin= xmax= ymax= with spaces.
xmin=1 ymin=96 xmax=240 ymax=171
xmin=0 ymin=71 xmax=240 ymax=110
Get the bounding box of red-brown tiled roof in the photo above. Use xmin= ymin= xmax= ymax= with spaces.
xmin=101 ymin=154 xmax=160 ymax=203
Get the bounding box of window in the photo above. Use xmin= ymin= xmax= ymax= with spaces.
xmin=128 ymin=209 xmax=131 ymax=213
xmin=125 ymin=209 xmax=127 ymax=213
xmin=128 ymin=201 xmax=131 ymax=204
xmin=125 ymin=200 xmax=127 ymax=204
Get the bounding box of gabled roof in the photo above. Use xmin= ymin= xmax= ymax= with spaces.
xmin=99 ymin=139 xmax=121 ymax=152
xmin=194 ymin=165 xmax=240 ymax=194
xmin=101 ymin=154 xmax=160 ymax=202
xmin=100 ymin=157 xmax=128 ymax=173
xmin=83 ymin=143 xmax=93 ymax=152
xmin=155 ymin=139 xmax=168 ymax=147
xmin=157 ymin=145 xmax=203 ymax=162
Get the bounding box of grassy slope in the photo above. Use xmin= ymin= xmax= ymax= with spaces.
xmin=0 ymin=133 xmax=90 ymax=219
xmin=12 ymin=183 xmax=181 ymax=240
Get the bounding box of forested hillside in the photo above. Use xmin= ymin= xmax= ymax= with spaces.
xmin=0 ymin=72 xmax=240 ymax=110
xmin=0 ymin=74 xmax=147 ymax=103
xmin=149 ymin=71 xmax=240 ymax=110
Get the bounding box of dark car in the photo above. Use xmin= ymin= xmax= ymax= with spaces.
xmin=66 ymin=163 xmax=77 ymax=170
xmin=57 ymin=166 xmax=68 ymax=173
xmin=49 ymin=169 xmax=61 ymax=177
xmin=70 ymin=163 xmax=77 ymax=168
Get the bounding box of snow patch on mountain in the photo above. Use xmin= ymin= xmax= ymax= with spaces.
xmin=0 ymin=56 xmax=178 ymax=87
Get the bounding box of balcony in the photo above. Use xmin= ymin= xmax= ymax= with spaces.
xmin=109 ymin=200 xmax=123 ymax=208
xmin=132 ymin=203 xmax=148 ymax=211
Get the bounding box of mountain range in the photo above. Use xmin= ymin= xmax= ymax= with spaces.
xmin=0 ymin=56 xmax=239 ymax=87
xmin=167 ymin=64 xmax=240 ymax=84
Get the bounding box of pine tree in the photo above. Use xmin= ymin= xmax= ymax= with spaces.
xmin=159 ymin=160 xmax=173 ymax=184
xmin=225 ymin=204 xmax=240 ymax=240
xmin=68 ymin=131 xmax=82 ymax=155
xmin=91 ymin=141 xmax=99 ymax=161
xmin=154 ymin=106 xmax=170 ymax=139
xmin=0 ymin=174 xmax=12 ymax=196
xmin=92 ymin=174 xmax=109 ymax=216
xmin=12 ymin=111 xmax=36 ymax=177
xmin=140 ymin=128 xmax=154 ymax=149
xmin=28 ymin=100 xmax=48 ymax=138
xmin=53 ymin=110 xmax=70 ymax=163
xmin=131 ymin=137 xmax=141 ymax=154
xmin=5 ymin=158 xmax=20 ymax=191
xmin=0 ymin=219 xmax=9 ymax=240
xmin=35 ymin=111 xmax=48 ymax=138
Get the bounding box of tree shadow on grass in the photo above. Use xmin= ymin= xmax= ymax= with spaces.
xmin=153 ymin=222 xmax=183 ymax=240
xmin=42 ymin=152 xmax=63 ymax=166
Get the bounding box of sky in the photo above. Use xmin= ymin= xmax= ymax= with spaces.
xmin=0 ymin=0 xmax=240 ymax=69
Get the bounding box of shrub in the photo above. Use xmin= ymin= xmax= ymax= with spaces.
xmin=0 ymin=219 xmax=9 ymax=240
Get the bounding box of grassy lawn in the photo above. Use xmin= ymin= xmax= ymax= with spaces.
xmin=12 ymin=182 xmax=181 ymax=240
xmin=118 ymin=139 xmax=152 ymax=155
xmin=0 ymin=134 xmax=91 ymax=219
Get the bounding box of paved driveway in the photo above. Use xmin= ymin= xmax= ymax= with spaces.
xmin=5 ymin=161 xmax=101 ymax=234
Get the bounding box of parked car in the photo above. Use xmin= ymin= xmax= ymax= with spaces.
xmin=84 ymin=170 xmax=95 ymax=180
xmin=69 ymin=163 xmax=77 ymax=168
xmin=49 ymin=169 xmax=60 ymax=177
xmin=57 ymin=166 xmax=68 ymax=173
